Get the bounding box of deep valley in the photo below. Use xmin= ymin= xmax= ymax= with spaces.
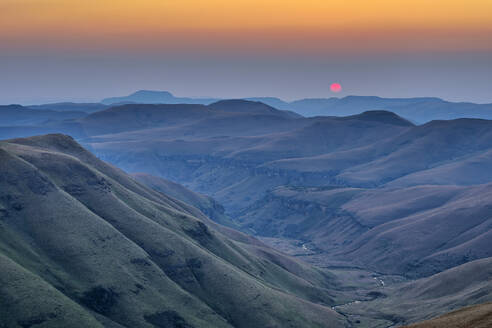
xmin=1 ymin=94 xmax=491 ymax=327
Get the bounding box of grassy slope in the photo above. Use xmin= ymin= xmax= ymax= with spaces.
xmin=236 ymin=183 xmax=492 ymax=277
xmin=340 ymin=184 xmax=492 ymax=277
xmin=403 ymin=302 xmax=492 ymax=328
xmin=0 ymin=253 xmax=104 ymax=328
xmin=0 ymin=134 xmax=346 ymax=328
xmin=337 ymin=257 xmax=492 ymax=326
xmin=131 ymin=173 xmax=236 ymax=228
xmin=86 ymin=110 xmax=412 ymax=215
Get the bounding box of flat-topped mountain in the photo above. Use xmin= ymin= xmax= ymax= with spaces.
xmin=101 ymin=90 xmax=219 ymax=106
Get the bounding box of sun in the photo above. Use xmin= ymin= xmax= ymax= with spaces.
xmin=330 ymin=83 xmax=342 ymax=93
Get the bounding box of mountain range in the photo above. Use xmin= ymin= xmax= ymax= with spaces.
xmin=101 ymin=90 xmax=219 ymax=106
xmin=1 ymin=93 xmax=491 ymax=326
xmin=5 ymin=89 xmax=492 ymax=124
xmin=0 ymin=134 xmax=347 ymax=328
xmin=102 ymin=91 xmax=492 ymax=123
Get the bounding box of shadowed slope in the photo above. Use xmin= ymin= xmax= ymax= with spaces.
xmin=28 ymin=102 xmax=109 ymax=113
xmin=0 ymin=134 xmax=346 ymax=328
xmin=239 ymin=183 xmax=492 ymax=277
xmin=336 ymin=258 xmax=492 ymax=326
xmin=87 ymin=110 xmax=412 ymax=214
xmin=131 ymin=173 xmax=236 ymax=228
xmin=0 ymin=104 xmax=86 ymax=125
xmin=340 ymin=184 xmax=492 ymax=277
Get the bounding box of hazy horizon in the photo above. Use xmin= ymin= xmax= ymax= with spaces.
xmin=2 ymin=52 xmax=492 ymax=105
xmin=1 ymin=1 xmax=492 ymax=105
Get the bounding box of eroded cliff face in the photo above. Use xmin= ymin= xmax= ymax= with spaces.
xmin=94 ymin=152 xmax=345 ymax=214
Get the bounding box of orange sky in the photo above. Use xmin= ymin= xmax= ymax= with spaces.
xmin=2 ymin=0 xmax=492 ymax=54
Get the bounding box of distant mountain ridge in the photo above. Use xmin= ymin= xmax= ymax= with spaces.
xmin=101 ymin=90 xmax=220 ymax=105
xmin=2 ymin=93 xmax=492 ymax=326
xmin=0 ymin=104 xmax=87 ymax=126
xmin=11 ymin=89 xmax=492 ymax=124
xmin=28 ymin=102 xmax=109 ymax=113
xmin=99 ymin=90 xmax=492 ymax=123
xmin=254 ymin=95 xmax=492 ymax=123
xmin=63 ymin=103 xmax=492 ymax=280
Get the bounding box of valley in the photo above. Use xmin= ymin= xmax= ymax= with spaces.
xmin=1 ymin=96 xmax=491 ymax=327
xmin=4 ymin=0 xmax=492 ymax=325
xmin=0 ymin=134 xmax=347 ymax=328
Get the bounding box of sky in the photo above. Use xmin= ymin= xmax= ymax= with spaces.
xmin=1 ymin=0 xmax=492 ymax=104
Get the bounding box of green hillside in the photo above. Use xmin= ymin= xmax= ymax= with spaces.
xmin=0 ymin=134 xmax=346 ymax=328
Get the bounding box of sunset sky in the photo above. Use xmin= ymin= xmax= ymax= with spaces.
xmin=1 ymin=0 xmax=492 ymax=104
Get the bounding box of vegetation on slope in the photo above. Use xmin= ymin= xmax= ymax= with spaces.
xmin=0 ymin=134 xmax=346 ymax=328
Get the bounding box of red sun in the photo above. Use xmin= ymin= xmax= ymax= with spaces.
xmin=330 ymin=83 xmax=342 ymax=93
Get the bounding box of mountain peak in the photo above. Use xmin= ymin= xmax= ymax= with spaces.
xmin=209 ymin=99 xmax=301 ymax=118
xmin=210 ymin=99 xmax=273 ymax=109
xmin=346 ymin=110 xmax=415 ymax=126
xmin=5 ymin=133 xmax=87 ymax=154
xmin=0 ymin=104 xmax=25 ymax=110
xmin=341 ymin=95 xmax=443 ymax=102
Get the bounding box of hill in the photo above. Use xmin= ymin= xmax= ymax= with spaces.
xmin=86 ymin=109 xmax=412 ymax=213
xmin=2 ymin=98 xmax=492 ymax=326
xmin=2 ymin=100 xmax=492 ymax=279
xmin=209 ymin=99 xmax=302 ymax=119
xmin=261 ymin=118 xmax=492 ymax=189
xmin=240 ymin=183 xmax=492 ymax=277
xmin=338 ymin=184 xmax=492 ymax=276
xmin=404 ymin=302 xmax=492 ymax=328
xmin=0 ymin=134 xmax=346 ymax=328
xmin=131 ymin=173 xmax=235 ymax=228
xmin=335 ymin=257 xmax=492 ymax=326
xmin=4 ymin=103 xmax=488 ymax=279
